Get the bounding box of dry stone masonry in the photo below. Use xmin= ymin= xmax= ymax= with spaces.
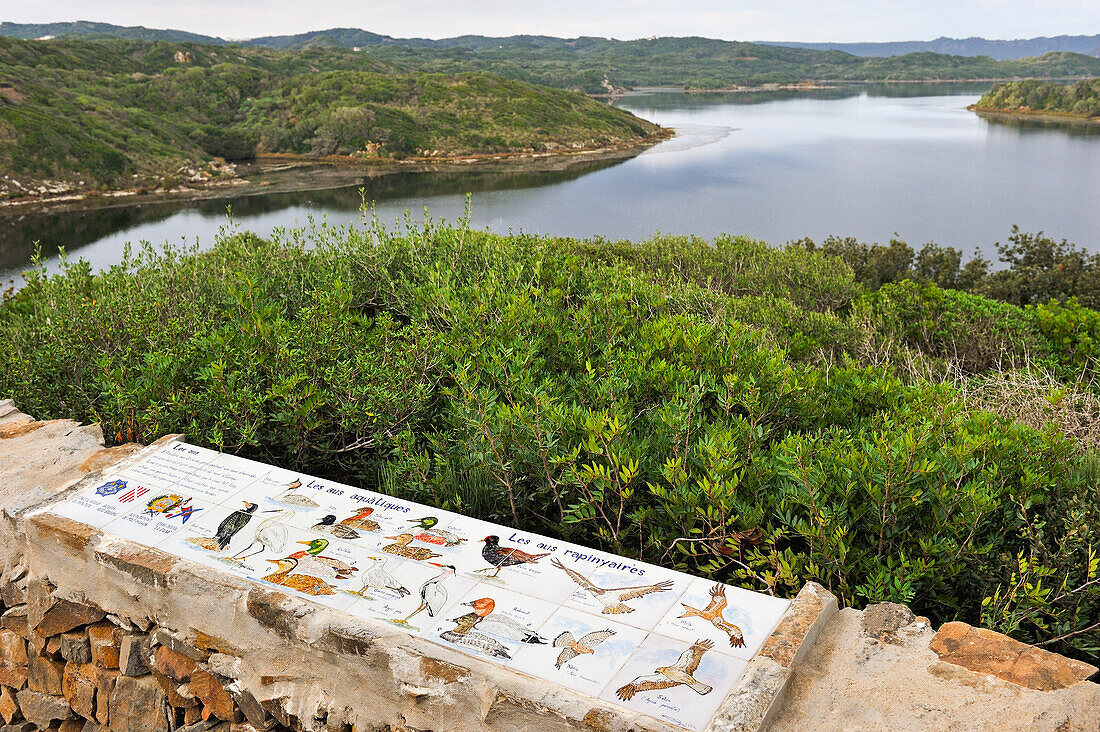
xmin=0 ymin=401 xmax=1095 ymax=731
xmin=37 ymin=440 xmax=795 ymax=732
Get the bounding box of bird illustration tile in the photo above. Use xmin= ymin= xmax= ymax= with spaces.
xmin=599 ymin=633 xmax=748 ymax=732
xmin=653 ymin=577 xmax=790 ymax=660
xmin=558 ymin=551 xmax=690 ymax=632
xmin=48 ymin=473 xmax=149 ymax=528
xmin=506 ymin=607 xmax=647 ymax=697
xmin=116 ymin=442 xmax=219 ymax=490
xmin=175 ymin=451 xmax=275 ymax=503
xmin=225 ymin=468 xmax=355 ymax=516
xmin=422 ymin=584 xmax=558 ymax=665
xmin=154 ymin=499 xmax=294 ymax=575
xmin=100 ymin=492 xmax=218 ymax=548
xmin=345 ymin=557 xmax=478 ymax=634
xmin=437 ymin=517 xmax=599 ymax=603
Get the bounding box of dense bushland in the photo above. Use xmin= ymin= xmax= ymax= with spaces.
xmin=975 ymin=78 xmax=1100 ymax=119
xmin=1 ymin=218 xmax=1097 ymax=660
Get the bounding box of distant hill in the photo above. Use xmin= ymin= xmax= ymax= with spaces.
xmin=0 ymin=20 xmax=225 ymax=45
xmin=761 ymin=35 xmax=1100 ymax=61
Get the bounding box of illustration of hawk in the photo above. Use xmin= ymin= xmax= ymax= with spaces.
xmin=551 ymin=558 xmax=674 ymax=613
xmin=615 ymin=639 xmax=714 ymax=701
xmin=679 ymin=583 xmax=745 ymax=647
xmin=553 ymin=628 xmax=616 ymax=669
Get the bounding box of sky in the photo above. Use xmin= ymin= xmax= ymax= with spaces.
xmin=4 ymin=0 xmax=1098 ymax=42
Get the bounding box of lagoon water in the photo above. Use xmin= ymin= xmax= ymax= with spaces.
xmin=3 ymin=85 xmax=1099 ymax=283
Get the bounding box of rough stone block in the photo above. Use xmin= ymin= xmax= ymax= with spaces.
xmin=90 ymin=667 xmax=117 ymax=725
xmin=58 ymin=719 xmax=86 ymax=732
xmin=0 ymin=632 xmax=27 ymax=668
xmin=86 ymin=623 xmax=120 ymax=670
xmin=151 ymin=645 xmax=198 ymax=682
xmin=35 ymin=599 xmax=106 ymax=639
xmin=930 ymin=621 xmax=1099 ymax=691
xmin=93 ymin=546 xmax=178 ymax=589
xmin=0 ymin=608 xmax=29 ymax=641
xmin=0 ymin=568 xmax=27 ymax=608
xmin=189 ymin=669 xmax=235 ymax=722
xmin=152 ymin=630 xmax=209 ymax=662
xmin=227 ymin=686 xmax=275 ymax=731
xmin=108 ymin=675 xmax=168 ymax=732
xmin=758 ymin=581 xmax=838 ymax=668
xmin=61 ymin=663 xmax=97 ymax=720
xmin=860 ymin=602 xmax=916 ymax=644
xmin=14 ymin=689 xmax=74 ymax=728
xmin=148 ymin=669 xmax=199 ymax=709
xmin=0 ymin=685 xmax=20 ymax=724
xmin=59 ymin=632 xmax=91 ymax=665
xmin=27 ymin=655 xmax=64 ymax=695
xmin=118 ymin=635 xmax=149 ymax=677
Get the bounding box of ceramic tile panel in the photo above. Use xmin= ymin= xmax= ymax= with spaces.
xmin=438 ymin=517 xmax=603 ymax=604
xmin=176 ymin=451 xmax=275 ymax=503
xmin=345 ymin=557 xmax=479 ymax=634
xmin=507 ymin=607 xmax=648 ymax=697
xmin=116 ymin=442 xmax=218 ymax=489
xmin=48 ymin=474 xmax=144 ymax=528
xmin=653 ymin=577 xmax=790 ymax=660
xmin=600 ymin=633 xmax=748 ymax=732
xmin=422 ymin=584 xmax=558 ymax=664
xmin=559 ymin=549 xmax=691 ymax=632
xmin=48 ymin=441 xmax=796 ymax=732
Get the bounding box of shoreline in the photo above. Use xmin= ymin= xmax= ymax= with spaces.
xmin=0 ymin=130 xmax=672 ymax=218
xmin=968 ymin=105 xmax=1100 ymax=125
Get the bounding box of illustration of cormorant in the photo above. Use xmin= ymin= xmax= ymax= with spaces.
xmin=185 ymin=502 xmax=258 ymax=552
xmin=310 ymin=514 xmax=360 ymax=540
xmin=551 ymin=558 xmax=675 ymax=614
xmin=476 ymin=535 xmax=549 ymax=578
xmin=286 ymin=539 xmax=358 ymax=580
xmin=228 ymin=507 xmax=293 ymax=561
xmin=553 ymin=629 xmax=617 ymax=669
xmin=353 ymin=556 xmax=410 ymax=597
xmin=261 ymin=557 xmax=336 ymax=596
xmin=274 ymin=479 xmax=319 ymax=508
xmin=615 ymin=639 xmax=714 ymax=701
xmin=382 ymin=533 xmax=442 ymax=561
xmin=397 ymin=563 xmax=455 ymax=625
xmin=339 ymin=507 xmax=380 ymax=532
xmin=679 ymin=584 xmax=745 ymax=648
xmin=406 ymin=516 xmax=465 ymax=546
xmin=454 ymin=597 xmax=546 ymax=644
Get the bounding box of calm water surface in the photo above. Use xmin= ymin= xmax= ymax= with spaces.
xmin=3 ymin=85 xmax=1099 ymax=282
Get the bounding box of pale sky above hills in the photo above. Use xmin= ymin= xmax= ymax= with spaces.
xmin=5 ymin=0 xmax=1098 ymax=42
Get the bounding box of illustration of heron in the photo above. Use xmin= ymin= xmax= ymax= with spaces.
xmin=229 ymin=507 xmax=294 ymax=561
xmin=397 ymin=563 xmax=455 ymax=625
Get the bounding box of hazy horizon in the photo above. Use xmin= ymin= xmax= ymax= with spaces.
xmin=6 ymin=1 xmax=1098 ymax=45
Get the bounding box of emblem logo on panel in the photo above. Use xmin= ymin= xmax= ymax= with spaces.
xmin=95 ymin=479 xmax=127 ymax=497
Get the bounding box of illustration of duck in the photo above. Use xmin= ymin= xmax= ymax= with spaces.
xmin=353 ymin=556 xmax=410 ymax=597
xmin=552 ymin=558 xmax=675 ymax=614
xmin=274 ymin=479 xmax=319 ymax=508
xmin=185 ymin=501 xmax=258 ymax=551
xmin=310 ymin=514 xmax=361 ymax=540
xmin=679 ymin=584 xmax=745 ymax=648
xmin=286 ymin=539 xmax=358 ymax=580
xmin=476 ymin=535 xmax=549 ymax=578
xmin=553 ymin=628 xmax=617 ymax=669
xmin=615 ymin=639 xmax=714 ymax=701
xmin=457 ymin=597 xmax=546 ymax=644
xmin=382 ymin=533 xmax=442 ymax=561
xmin=261 ymin=557 xmax=336 ymax=596
xmin=229 ymin=507 xmax=293 ymax=561
xmin=406 ymin=516 xmax=465 ymax=546
xmin=339 ymin=507 xmax=380 ymax=532
xmin=398 ymin=563 xmax=456 ymax=625
xmin=439 ymin=622 xmax=512 ymax=660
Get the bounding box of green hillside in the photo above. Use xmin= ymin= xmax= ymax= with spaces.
xmin=0 ymin=37 xmax=662 ymax=197
xmin=975 ymin=78 xmax=1100 ymax=119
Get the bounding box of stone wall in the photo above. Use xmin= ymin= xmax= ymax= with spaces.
xmin=0 ymin=402 xmax=1096 ymax=732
